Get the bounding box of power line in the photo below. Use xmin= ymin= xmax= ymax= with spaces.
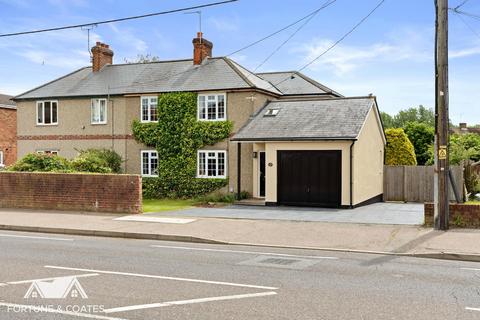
xmin=272 ymin=0 xmax=386 ymax=89
xmin=454 ymin=0 xmax=471 ymax=11
xmin=0 ymin=0 xmax=237 ymax=38
xmin=109 ymin=2 xmax=339 ymax=90
xmin=453 ymin=10 xmax=480 ymax=40
xmin=227 ymin=1 xmax=337 ymax=57
xmin=251 ymin=0 xmax=337 ymax=73
xmin=451 ymin=9 xmax=480 ymax=21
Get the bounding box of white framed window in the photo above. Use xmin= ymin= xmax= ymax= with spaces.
xmin=197 ymin=93 xmax=226 ymax=121
xmin=36 ymin=150 xmax=59 ymax=156
xmin=36 ymin=100 xmax=58 ymax=125
xmin=91 ymin=98 xmax=107 ymax=124
xmin=141 ymin=150 xmax=158 ymax=177
xmin=197 ymin=150 xmax=227 ymax=178
xmin=0 ymin=150 xmax=4 ymax=167
xmin=141 ymin=96 xmax=158 ymax=123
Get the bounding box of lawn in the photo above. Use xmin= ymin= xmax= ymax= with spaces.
xmin=142 ymin=198 xmax=199 ymax=213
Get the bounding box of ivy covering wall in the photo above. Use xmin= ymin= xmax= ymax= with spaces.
xmin=132 ymin=92 xmax=233 ymax=198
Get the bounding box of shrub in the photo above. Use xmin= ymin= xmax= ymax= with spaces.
xmin=385 ymin=128 xmax=417 ymax=165
xmin=403 ymin=121 xmax=434 ymax=165
xmin=8 ymin=153 xmax=72 ymax=172
xmin=74 ymin=149 xmax=122 ymax=173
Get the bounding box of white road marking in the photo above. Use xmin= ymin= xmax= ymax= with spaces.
xmin=8 ymin=273 xmax=99 ymax=285
xmin=114 ymin=216 xmax=196 ymax=224
xmin=466 ymin=307 xmax=480 ymax=312
xmin=0 ymin=302 xmax=127 ymax=320
xmin=461 ymin=267 xmax=480 ymax=272
xmin=104 ymin=291 xmax=277 ymax=313
xmin=0 ymin=283 xmax=7 ymax=287
xmin=0 ymin=233 xmax=74 ymax=241
xmin=150 ymin=244 xmax=339 ymax=260
xmin=45 ymin=265 xmax=278 ymax=290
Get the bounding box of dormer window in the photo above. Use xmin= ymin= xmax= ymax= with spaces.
xmin=198 ymin=93 xmax=226 ymax=121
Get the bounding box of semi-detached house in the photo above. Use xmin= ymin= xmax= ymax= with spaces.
xmin=14 ymin=33 xmax=386 ymax=208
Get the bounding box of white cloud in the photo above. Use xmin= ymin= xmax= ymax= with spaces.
xmin=297 ymin=38 xmax=430 ymax=76
xmin=208 ymin=16 xmax=239 ymax=32
xmin=108 ymin=24 xmax=147 ymax=53
xmin=450 ymin=46 xmax=480 ymax=58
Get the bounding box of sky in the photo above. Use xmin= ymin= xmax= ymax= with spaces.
xmin=0 ymin=0 xmax=479 ymax=124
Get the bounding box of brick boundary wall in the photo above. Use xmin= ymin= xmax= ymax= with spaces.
xmin=424 ymin=203 xmax=480 ymax=228
xmin=0 ymin=172 xmax=142 ymax=214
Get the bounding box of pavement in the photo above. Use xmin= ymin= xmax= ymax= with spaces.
xmin=1 ymin=231 xmax=480 ymax=319
xmin=154 ymin=202 xmax=424 ymax=225
xmin=0 ymin=205 xmax=479 ymax=262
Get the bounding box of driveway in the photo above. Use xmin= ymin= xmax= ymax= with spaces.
xmin=148 ymin=202 xmax=424 ymax=225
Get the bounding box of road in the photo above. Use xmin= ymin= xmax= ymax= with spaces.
xmin=0 ymin=231 xmax=480 ymax=319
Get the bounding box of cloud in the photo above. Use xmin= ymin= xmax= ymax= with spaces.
xmin=208 ymin=16 xmax=239 ymax=32
xmin=19 ymin=50 xmax=88 ymax=69
xmin=297 ymin=38 xmax=431 ymax=76
xmin=108 ymin=24 xmax=147 ymax=53
xmin=450 ymin=46 xmax=480 ymax=58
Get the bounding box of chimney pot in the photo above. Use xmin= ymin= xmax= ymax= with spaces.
xmin=192 ymin=33 xmax=213 ymax=65
xmin=91 ymin=42 xmax=114 ymax=72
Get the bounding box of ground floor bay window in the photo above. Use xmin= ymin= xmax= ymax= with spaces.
xmin=197 ymin=150 xmax=226 ymax=178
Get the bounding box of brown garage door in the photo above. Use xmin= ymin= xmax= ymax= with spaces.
xmin=277 ymin=150 xmax=342 ymax=207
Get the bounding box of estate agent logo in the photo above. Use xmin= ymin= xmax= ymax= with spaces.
xmin=24 ymin=276 xmax=88 ymax=299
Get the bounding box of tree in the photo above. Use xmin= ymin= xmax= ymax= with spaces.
xmin=384 ymin=128 xmax=417 ymax=166
xmin=425 ymin=133 xmax=480 ymax=165
xmin=403 ymin=121 xmax=435 ymax=165
xmin=381 ymin=105 xmax=435 ymax=128
xmin=124 ymin=54 xmax=160 ymax=64
xmin=380 ymin=112 xmax=395 ymax=128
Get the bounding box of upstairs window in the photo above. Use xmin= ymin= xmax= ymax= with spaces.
xmin=198 ymin=94 xmax=226 ymax=121
xmin=91 ymin=98 xmax=107 ymax=124
xmin=37 ymin=101 xmax=58 ymax=125
xmin=141 ymin=150 xmax=158 ymax=177
xmin=197 ymin=150 xmax=226 ymax=178
xmin=141 ymin=96 xmax=158 ymax=123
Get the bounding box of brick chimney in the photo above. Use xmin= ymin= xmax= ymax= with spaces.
xmin=192 ymin=32 xmax=213 ymax=65
xmin=91 ymin=42 xmax=114 ymax=72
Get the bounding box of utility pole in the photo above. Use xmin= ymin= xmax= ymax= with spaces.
xmin=434 ymin=0 xmax=449 ymax=230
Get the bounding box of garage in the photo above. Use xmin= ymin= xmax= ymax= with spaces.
xmin=231 ymin=97 xmax=386 ymax=208
xmin=277 ymin=150 xmax=341 ymax=207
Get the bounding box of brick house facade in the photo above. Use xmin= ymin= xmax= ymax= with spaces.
xmin=0 ymin=94 xmax=16 ymax=167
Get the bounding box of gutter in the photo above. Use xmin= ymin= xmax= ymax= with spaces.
xmin=350 ymin=140 xmax=355 ymax=208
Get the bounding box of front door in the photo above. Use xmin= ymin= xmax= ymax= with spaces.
xmin=259 ymin=151 xmax=266 ymax=197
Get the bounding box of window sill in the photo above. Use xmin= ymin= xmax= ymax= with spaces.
xmin=140 ymin=120 xmax=158 ymax=124
xmin=141 ymin=175 xmax=159 ymax=178
xmin=197 ymin=119 xmax=227 ymax=122
xmin=91 ymin=122 xmax=108 ymax=125
xmin=36 ymin=123 xmax=58 ymax=127
xmin=196 ymin=176 xmax=227 ymax=179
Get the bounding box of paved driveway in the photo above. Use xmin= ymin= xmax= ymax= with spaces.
xmin=149 ymin=202 xmax=424 ymax=225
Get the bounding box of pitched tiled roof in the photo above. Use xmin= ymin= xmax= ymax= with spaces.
xmin=0 ymin=94 xmax=16 ymax=109
xmin=231 ymin=97 xmax=375 ymax=141
xmin=14 ymin=57 xmax=282 ymax=100
xmin=256 ymin=71 xmax=342 ymax=97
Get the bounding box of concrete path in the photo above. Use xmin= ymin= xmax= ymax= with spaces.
xmin=0 ymin=207 xmax=478 ymax=262
xmin=149 ymin=202 xmax=424 ymax=225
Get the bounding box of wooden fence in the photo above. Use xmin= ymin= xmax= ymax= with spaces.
xmin=383 ymin=165 xmax=464 ymax=203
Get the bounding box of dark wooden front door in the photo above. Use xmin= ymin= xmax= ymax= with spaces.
xmin=277 ymin=150 xmax=341 ymax=207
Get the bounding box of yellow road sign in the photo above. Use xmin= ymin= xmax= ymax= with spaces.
xmin=438 ymin=146 xmax=447 ymax=160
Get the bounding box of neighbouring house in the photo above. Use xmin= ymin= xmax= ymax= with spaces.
xmin=0 ymin=94 xmax=17 ymax=168
xmin=451 ymin=122 xmax=480 ymax=135
xmin=13 ymin=32 xmax=385 ymax=207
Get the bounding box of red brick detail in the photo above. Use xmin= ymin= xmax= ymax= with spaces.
xmin=0 ymin=107 xmax=17 ymax=166
xmin=17 ymin=134 xmax=134 ymax=141
xmin=192 ymin=32 xmax=213 ymax=65
xmin=91 ymin=42 xmax=114 ymax=72
xmin=0 ymin=172 xmax=142 ymax=214
xmin=424 ymin=202 xmax=480 ymax=227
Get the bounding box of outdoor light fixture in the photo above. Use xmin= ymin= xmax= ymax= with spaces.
xmin=253 ymin=152 xmax=258 ymax=158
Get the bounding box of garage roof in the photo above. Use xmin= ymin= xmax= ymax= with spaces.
xmin=231 ymin=97 xmax=376 ymax=141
